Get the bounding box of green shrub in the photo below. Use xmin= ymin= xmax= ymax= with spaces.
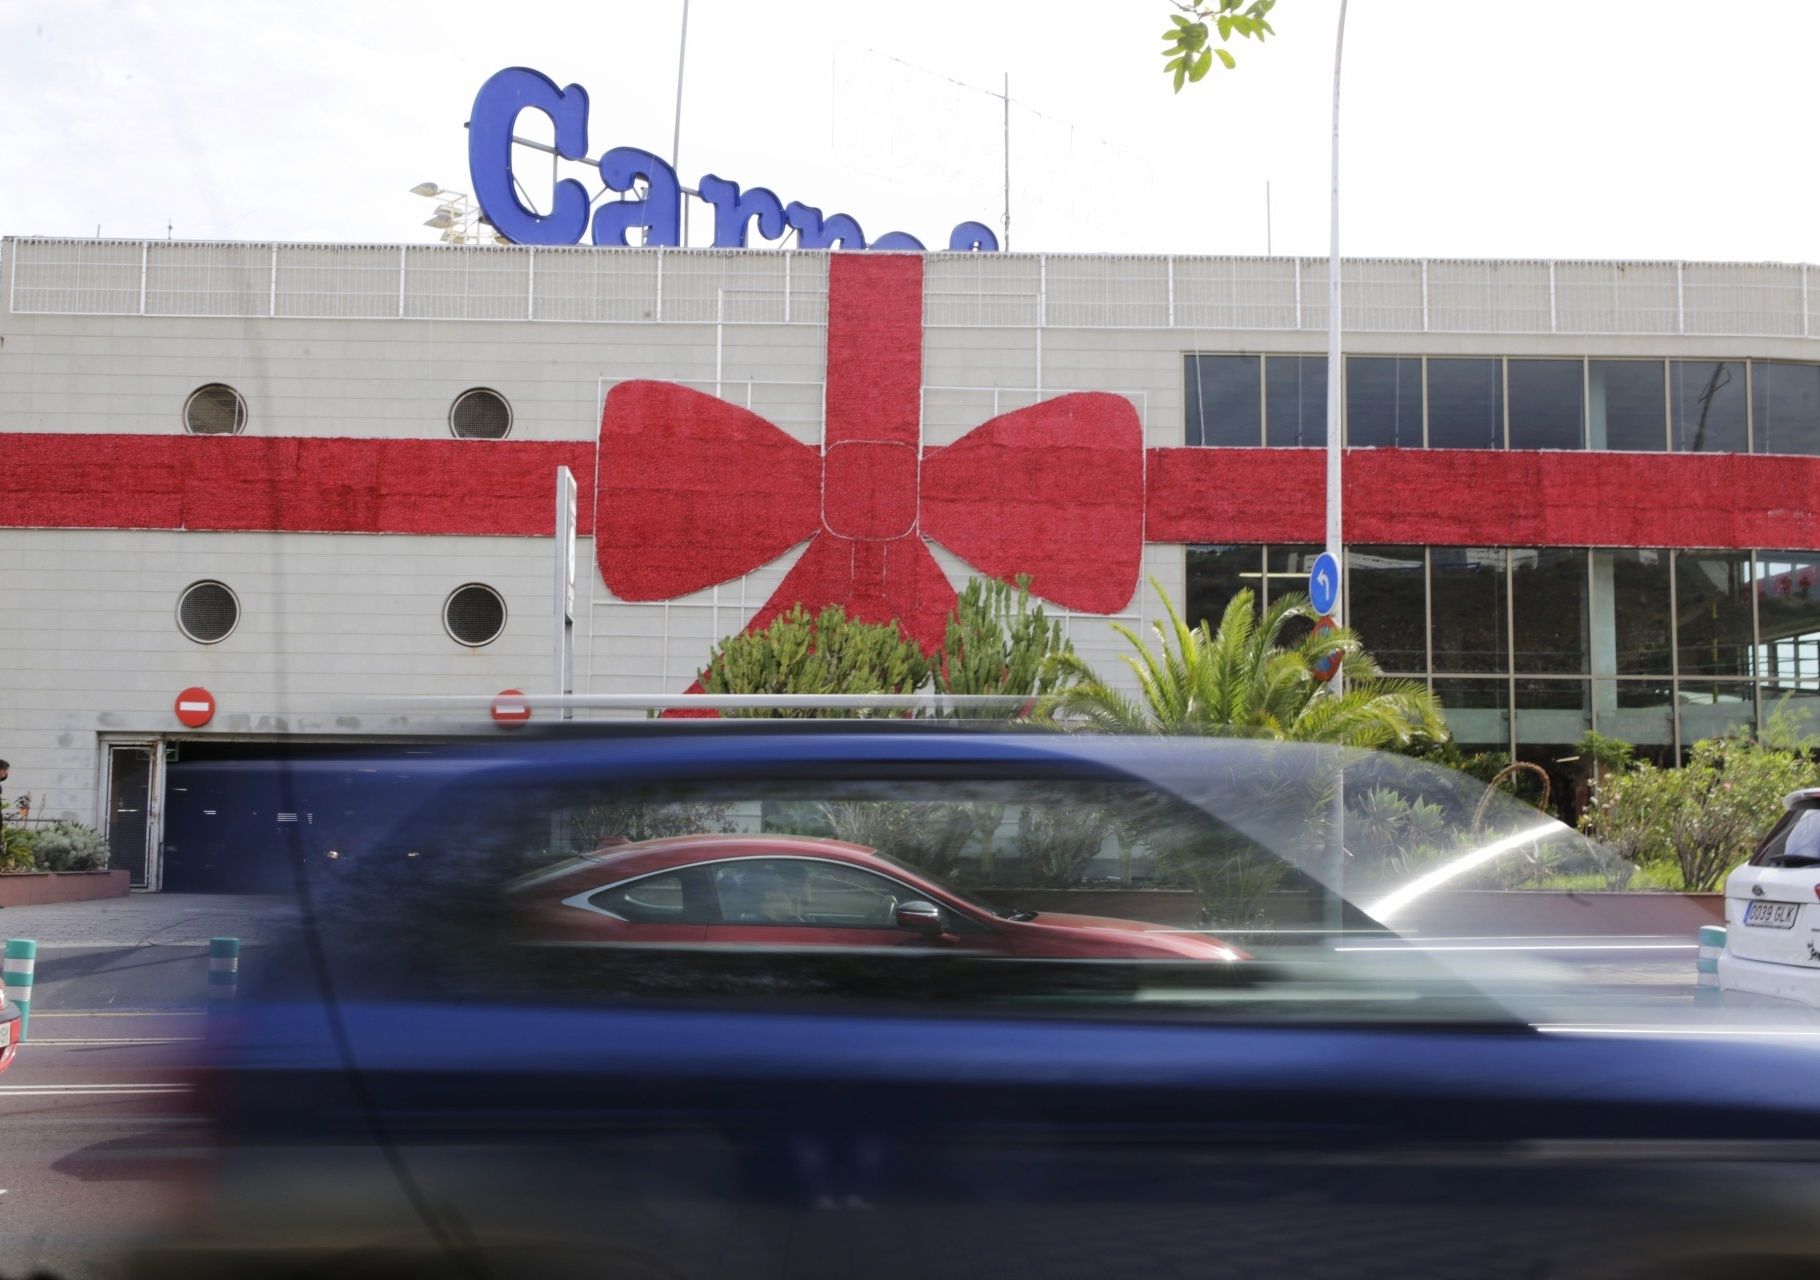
xmin=1 ymin=824 xmax=35 ymax=873
xmin=699 ymin=603 xmax=930 ymax=717
xmin=30 ymin=820 xmax=110 ymax=872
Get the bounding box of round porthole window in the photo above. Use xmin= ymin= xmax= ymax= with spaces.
xmin=183 ymin=383 xmax=248 ymax=435
xmin=449 ymin=387 xmax=512 ymax=439
xmin=444 ymin=584 xmax=507 ymax=647
xmin=177 ymin=581 xmax=240 ymax=644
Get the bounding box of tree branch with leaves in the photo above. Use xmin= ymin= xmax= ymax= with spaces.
xmin=1161 ymin=0 xmax=1279 ymax=91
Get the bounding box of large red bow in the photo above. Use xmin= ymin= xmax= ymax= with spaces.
xmin=595 ymin=255 xmax=1145 ymax=650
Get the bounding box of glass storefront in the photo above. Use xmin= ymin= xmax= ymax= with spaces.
xmin=1186 ymin=354 xmax=1820 ymax=456
xmin=1184 ymin=544 xmax=1820 ymax=757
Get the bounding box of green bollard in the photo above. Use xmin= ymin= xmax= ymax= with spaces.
xmin=207 ymin=936 xmax=240 ymax=1012
xmin=1695 ymin=924 xmax=1725 ymax=1005
xmin=4 ymin=938 xmax=37 ymax=1042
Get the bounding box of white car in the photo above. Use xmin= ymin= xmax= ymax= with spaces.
xmin=1718 ymin=786 xmax=1820 ymax=1006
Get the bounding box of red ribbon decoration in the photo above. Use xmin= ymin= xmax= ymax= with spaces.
xmin=595 ymin=255 xmax=1147 ymax=650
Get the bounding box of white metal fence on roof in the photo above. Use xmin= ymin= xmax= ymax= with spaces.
xmin=5 ymin=236 xmax=1817 ymax=339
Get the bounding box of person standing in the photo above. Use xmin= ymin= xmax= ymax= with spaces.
xmin=0 ymin=760 xmax=9 ymax=848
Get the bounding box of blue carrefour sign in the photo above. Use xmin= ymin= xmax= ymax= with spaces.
xmin=468 ymin=67 xmax=1000 ymax=253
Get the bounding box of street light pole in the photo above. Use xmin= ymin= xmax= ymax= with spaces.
xmin=1323 ymin=0 xmax=1350 ymax=938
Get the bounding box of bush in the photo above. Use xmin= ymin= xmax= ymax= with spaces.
xmin=699 ymin=603 xmax=930 ymax=717
xmin=1582 ymin=734 xmax=1818 ymax=892
xmin=1 ymin=824 xmax=35 ymax=873
xmin=30 ymin=820 xmax=110 ymax=872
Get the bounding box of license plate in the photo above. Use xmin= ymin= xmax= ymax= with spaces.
xmin=1745 ymin=900 xmax=1801 ymax=929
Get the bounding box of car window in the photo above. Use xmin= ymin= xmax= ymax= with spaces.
xmin=712 ymin=859 xmax=903 ymax=928
xmin=1754 ymin=803 xmax=1820 ymax=866
xmin=588 ymin=868 xmax=711 ymax=924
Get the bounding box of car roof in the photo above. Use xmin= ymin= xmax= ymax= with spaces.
xmin=513 ymin=832 xmax=891 ymax=893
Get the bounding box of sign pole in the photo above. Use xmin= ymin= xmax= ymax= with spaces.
xmin=554 ymin=466 xmax=577 ymax=720
xmin=1323 ymin=0 xmax=1350 ymax=940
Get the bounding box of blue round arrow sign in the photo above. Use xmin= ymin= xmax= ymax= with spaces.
xmin=1308 ymin=552 xmax=1340 ymax=616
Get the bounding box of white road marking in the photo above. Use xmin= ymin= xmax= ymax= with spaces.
xmin=0 ymin=1083 xmax=191 ymax=1096
xmin=1335 ymin=943 xmax=1698 ymax=953
xmin=24 ymin=1037 xmax=203 ymax=1045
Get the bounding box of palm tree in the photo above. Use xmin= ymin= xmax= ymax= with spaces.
xmin=1038 ymin=578 xmax=1444 ymax=749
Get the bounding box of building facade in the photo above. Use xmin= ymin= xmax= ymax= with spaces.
xmin=3 ymin=238 xmax=1818 ymax=887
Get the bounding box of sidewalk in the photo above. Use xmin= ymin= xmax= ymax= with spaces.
xmin=0 ymin=893 xmax=294 ymax=946
xmin=0 ymin=894 xmax=297 ymax=1011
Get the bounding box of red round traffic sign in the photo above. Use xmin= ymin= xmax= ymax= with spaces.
xmin=174 ymin=686 xmax=216 ymax=728
xmin=491 ymin=689 xmax=532 ymax=726
xmin=1309 ymin=617 xmax=1343 ymax=684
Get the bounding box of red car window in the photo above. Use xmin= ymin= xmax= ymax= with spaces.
xmin=712 ymin=859 xmax=903 ymax=928
xmin=589 ymin=867 xmax=714 ymax=924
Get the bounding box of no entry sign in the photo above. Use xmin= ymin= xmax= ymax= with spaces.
xmin=175 ymin=686 xmax=216 ymax=728
xmin=491 ymin=689 xmax=532 ymax=726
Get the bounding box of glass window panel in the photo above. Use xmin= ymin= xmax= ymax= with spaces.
xmin=1678 ymin=681 xmax=1758 ymax=745
xmin=1593 ymin=680 xmax=1675 ymax=746
xmin=1432 ymin=677 xmax=1510 ymax=748
xmin=1590 ymin=549 xmax=1674 ymax=677
xmin=1752 ymin=363 xmax=1820 ymax=457
xmin=1187 ymin=354 xmax=1262 ymax=447
xmin=1671 ymin=360 xmax=1748 ymax=454
xmin=1753 ymin=553 xmax=1820 ymax=699
xmin=1345 ymin=356 xmax=1423 ymax=447
xmin=1515 ymin=680 xmax=1591 ymax=762
xmin=1676 ymin=551 xmax=1755 ymax=678
xmin=1426 ymin=358 xmax=1503 ymax=449
xmin=1264 ymin=356 xmax=1328 ymax=448
xmin=1507 ymin=359 xmax=1584 ymax=450
xmin=1588 ymin=360 xmax=1666 ymax=451
xmin=1511 ymin=548 xmax=1588 ymax=674
xmin=1429 ymin=547 xmax=1509 ymax=673
xmin=1346 ymin=546 xmax=1427 ymax=673
xmin=1186 ymin=545 xmax=1263 ymax=632
xmin=1266 ymin=545 xmax=1322 ymax=646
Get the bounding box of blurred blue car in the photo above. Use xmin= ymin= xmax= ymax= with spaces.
xmin=134 ymin=721 xmax=1820 ymax=1280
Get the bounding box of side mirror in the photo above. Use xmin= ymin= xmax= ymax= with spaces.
xmin=894 ymin=900 xmax=946 ymax=937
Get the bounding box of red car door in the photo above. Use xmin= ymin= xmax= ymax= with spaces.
xmin=704 ymin=857 xmax=1002 ymax=951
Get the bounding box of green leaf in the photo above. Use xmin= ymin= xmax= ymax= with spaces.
xmin=1171 ymin=12 xmax=1191 ymax=26
xmin=1164 ymin=55 xmax=1186 ymax=71
xmin=1173 ymin=63 xmax=1187 ymax=92
xmin=1216 ymin=46 xmax=1237 ymax=69
xmin=1189 ymin=48 xmax=1213 ymax=81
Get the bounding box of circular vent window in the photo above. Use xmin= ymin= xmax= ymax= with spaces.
xmin=183 ymin=383 xmax=248 ymax=435
xmin=444 ymin=584 xmax=506 ymax=646
xmin=449 ymin=388 xmax=512 ymax=439
xmin=177 ymin=581 xmax=240 ymax=644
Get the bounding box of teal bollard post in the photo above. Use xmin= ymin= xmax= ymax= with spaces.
xmin=4 ymin=938 xmax=38 ymax=1042
xmin=208 ymin=936 xmax=240 ymax=1012
xmin=1695 ymin=924 xmax=1725 ymax=1005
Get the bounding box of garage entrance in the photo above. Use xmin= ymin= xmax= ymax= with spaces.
xmin=160 ymin=741 xmax=457 ymax=893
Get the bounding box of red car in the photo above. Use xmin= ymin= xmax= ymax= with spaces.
xmin=512 ymin=833 xmax=1245 ymax=961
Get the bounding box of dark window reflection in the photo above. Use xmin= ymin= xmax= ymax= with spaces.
xmin=1589 ymin=360 xmax=1666 ymax=451
xmin=1346 ymin=356 xmax=1423 ymax=447
xmin=1671 ymin=360 xmax=1748 ymax=454
xmin=1676 ymin=551 xmax=1754 ymax=677
xmin=1512 ymin=549 xmax=1588 ymax=674
xmin=1432 ymin=677 xmax=1510 ymax=747
xmin=1591 ymin=549 xmax=1673 ymax=676
xmin=1427 ymin=359 xmax=1503 ymax=449
xmin=1186 ymin=545 xmax=1263 ymax=632
xmin=1755 ymin=553 xmax=1820 ymax=696
xmin=1515 ymin=682 xmax=1592 ymax=784
xmin=1267 ymin=544 xmax=1322 ymax=645
xmin=1507 ymin=360 xmax=1584 ymax=450
xmin=1752 ymin=363 xmax=1820 ymax=457
xmin=1265 ymin=356 xmax=1327 ymax=447
xmin=1347 ymin=546 xmax=1427 ymax=672
xmin=1187 ymin=355 xmax=1261 ymax=447
xmin=1430 ymin=547 xmax=1509 ymax=673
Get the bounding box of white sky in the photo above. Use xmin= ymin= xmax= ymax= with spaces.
xmin=4 ymin=0 xmax=1818 ymax=262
